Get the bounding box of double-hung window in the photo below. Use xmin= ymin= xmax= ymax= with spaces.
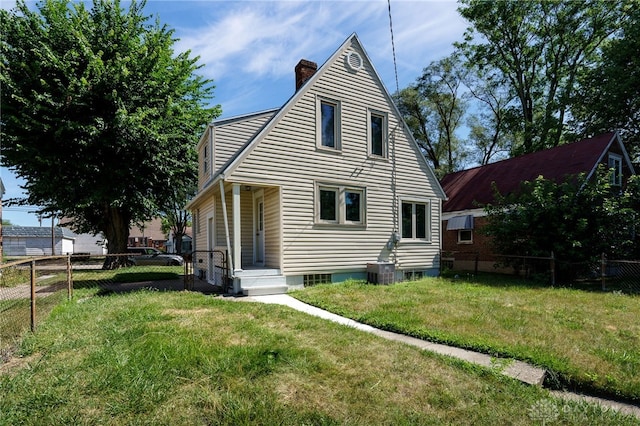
xmin=317 ymin=97 xmax=341 ymax=150
xmin=608 ymin=153 xmax=623 ymax=186
xmin=401 ymin=200 xmax=430 ymax=241
xmin=368 ymin=109 xmax=387 ymax=158
xmin=317 ymin=183 xmax=365 ymax=225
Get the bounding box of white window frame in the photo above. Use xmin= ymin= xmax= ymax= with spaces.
xmin=368 ymin=109 xmax=388 ymax=158
xmin=316 ymin=182 xmax=366 ymax=226
xmin=608 ymin=153 xmax=623 ymax=186
xmin=316 ymin=96 xmax=341 ymax=151
xmin=458 ymin=229 xmax=473 ymax=244
xmin=399 ymin=198 xmax=431 ymax=242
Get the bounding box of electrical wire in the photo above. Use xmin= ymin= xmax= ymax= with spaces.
xmin=387 ymin=0 xmax=400 ymax=95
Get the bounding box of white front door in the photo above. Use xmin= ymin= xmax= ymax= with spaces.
xmin=254 ymin=193 xmax=265 ymax=266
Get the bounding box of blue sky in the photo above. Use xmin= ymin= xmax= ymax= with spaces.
xmin=1 ymin=0 xmax=467 ymax=226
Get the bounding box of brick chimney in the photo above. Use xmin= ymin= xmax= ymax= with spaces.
xmin=295 ymin=59 xmax=317 ymax=91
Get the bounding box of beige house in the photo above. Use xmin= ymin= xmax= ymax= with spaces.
xmin=186 ymin=34 xmax=446 ymax=295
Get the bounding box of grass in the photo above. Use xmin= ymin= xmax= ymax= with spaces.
xmin=0 ymin=289 xmax=636 ymax=425
xmin=0 ymin=266 xmax=31 ymax=288
xmin=291 ymin=275 xmax=640 ymax=402
xmin=1 ymin=264 xmax=181 ymax=362
xmin=71 ymin=265 xmax=183 ymax=290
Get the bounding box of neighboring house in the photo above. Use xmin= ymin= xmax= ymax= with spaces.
xmin=186 ymin=33 xmax=446 ymax=295
xmin=64 ymin=230 xmax=107 ymax=255
xmin=3 ymin=225 xmax=76 ymax=256
xmin=440 ymin=131 xmax=636 ymax=272
xmin=128 ymin=218 xmax=168 ymax=250
xmin=166 ymin=230 xmax=192 ymax=254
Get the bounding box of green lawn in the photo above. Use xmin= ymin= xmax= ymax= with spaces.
xmin=292 ymin=276 xmax=640 ymax=402
xmin=1 ymin=289 xmax=635 ymax=424
xmin=72 ymin=265 xmax=183 ymax=287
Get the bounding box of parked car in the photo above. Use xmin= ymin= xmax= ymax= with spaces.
xmin=127 ymin=247 xmax=184 ymax=266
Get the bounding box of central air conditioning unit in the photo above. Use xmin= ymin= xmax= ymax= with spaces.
xmin=367 ymin=262 xmax=395 ymax=285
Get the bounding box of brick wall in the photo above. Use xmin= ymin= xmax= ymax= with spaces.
xmin=442 ymin=216 xmax=512 ymax=273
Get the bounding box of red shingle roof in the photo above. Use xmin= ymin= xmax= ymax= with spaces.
xmin=440 ymin=132 xmax=617 ymax=212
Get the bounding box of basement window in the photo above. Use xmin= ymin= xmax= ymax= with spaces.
xmin=304 ymin=273 xmax=332 ymax=287
xmin=404 ymin=271 xmax=424 ymax=281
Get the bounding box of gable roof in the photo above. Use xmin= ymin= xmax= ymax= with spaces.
xmin=4 ymin=225 xmax=76 ymax=239
xmin=129 ymin=218 xmax=168 ymax=241
xmin=440 ymin=132 xmax=634 ymax=213
xmin=188 ymin=33 xmax=446 ymax=208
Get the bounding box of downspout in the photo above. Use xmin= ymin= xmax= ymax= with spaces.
xmin=391 ymin=125 xmax=399 ymax=264
xmin=219 ymin=179 xmax=235 ymax=274
xmin=438 ymin=198 xmax=443 ymax=273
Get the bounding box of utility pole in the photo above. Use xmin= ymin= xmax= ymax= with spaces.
xmin=51 ymin=216 xmax=55 ymax=255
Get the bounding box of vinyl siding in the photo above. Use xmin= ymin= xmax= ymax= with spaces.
xmin=226 ymin=39 xmax=442 ymax=276
xmin=213 ymin=112 xmax=275 ymax=172
xmin=263 ymin=186 xmax=281 ymax=269
xmin=196 ymin=185 xmax=281 ymax=270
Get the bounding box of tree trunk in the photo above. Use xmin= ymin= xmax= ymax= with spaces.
xmin=102 ymin=205 xmax=132 ymax=269
xmin=174 ymin=233 xmax=184 ymax=255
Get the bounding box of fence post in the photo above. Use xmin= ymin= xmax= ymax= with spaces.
xmin=67 ymin=255 xmax=73 ymax=300
xmin=30 ymin=260 xmax=36 ymax=332
xmin=601 ymin=252 xmax=606 ymax=291
xmin=550 ymin=251 xmax=555 ymax=286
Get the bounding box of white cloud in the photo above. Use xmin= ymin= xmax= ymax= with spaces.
xmin=174 ymin=1 xmax=387 ymax=81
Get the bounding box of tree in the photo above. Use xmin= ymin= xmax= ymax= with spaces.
xmin=0 ymin=0 xmax=219 ymax=266
xmin=160 ymin=185 xmax=195 ymax=255
xmin=482 ymin=167 xmax=640 ymax=280
xmin=571 ymin=2 xmax=640 ymax=161
xmin=457 ymin=0 xmax=628 ymax=155
xmin=461 ymin=62 xmax=514 ymax=165
xmin=395 ymin=55 xmax=467 ymax=176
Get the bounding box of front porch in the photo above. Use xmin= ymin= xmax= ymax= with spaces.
xmin=202 ymin=181 xmax=284 ymax=295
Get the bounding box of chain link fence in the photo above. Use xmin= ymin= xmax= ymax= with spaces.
xmin=441 ymin=250 xmax=640 ymax=293
xmin=600 ymin=258 xmax=640 ymax=293
xmin=1 ymin=251 xmax=228 ymax=363
xmin=1 ymin=256 xmax=71 ymax=362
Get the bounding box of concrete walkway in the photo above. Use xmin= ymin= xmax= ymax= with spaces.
xmin=245 ymin=294 xmax=640 ymax=419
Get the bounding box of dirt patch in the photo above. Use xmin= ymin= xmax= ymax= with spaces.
xmin=0 ymin=352 xmax=39 ymax=377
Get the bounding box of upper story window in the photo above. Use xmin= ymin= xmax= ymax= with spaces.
xmin=608 ymin=153 xmax=622 ymax=186
xmin=202 ymin=144 xmax=209 ymax=174
xmin=316 ymin=183 xmax=365 ymax=226
xmin=368 ymin=110 xmax=387 ymax=158
xmin=401 ymin=199 xmax=430 ymax=241
xmin=317 ymin=97 xmax=341 ymax=151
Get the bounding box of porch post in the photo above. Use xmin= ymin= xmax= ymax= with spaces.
xmin=219 ymin=180 xmax=234 ymax=273
xmin=232 ymin=183 xmax=242 ymax=273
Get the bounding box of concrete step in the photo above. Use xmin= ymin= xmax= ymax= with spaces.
xmin=236 ymin=268 xmax=281 ymax=278
xmin=242 ymin=285 xmax=289 ymax=296
xmin=239 ymin=275 xmax=287 ymax=288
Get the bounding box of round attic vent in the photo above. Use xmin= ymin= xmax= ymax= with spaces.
xmin=346 ymin=51 xmax=363 ymax=71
